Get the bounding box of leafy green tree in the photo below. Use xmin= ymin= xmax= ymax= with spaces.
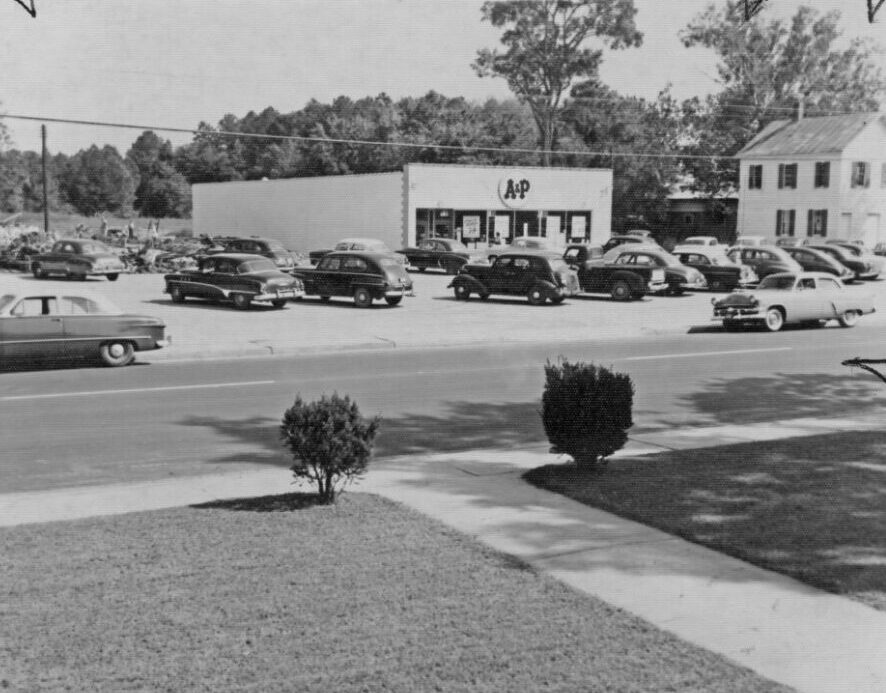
xmin=473 ymin=0 xmax=642 ymax=166
xmin=127 ymin=131 xmax=191 ymax=217
xmin=679 ymin=2 xmax=886 ymax=194
xmin=280 ymin=393 xmax=380 ymax=504
xmin=57 ymin=145 xmax=136 ymax=216
xmin=173 ymin=120 xmax=245 ymax=184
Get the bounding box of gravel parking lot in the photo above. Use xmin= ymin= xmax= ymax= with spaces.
xmin=2 ymin=269 xmax=884 ymax=362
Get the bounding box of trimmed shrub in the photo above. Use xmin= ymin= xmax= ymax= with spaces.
xmin=541 ymin=359 xmax=634 ymax=467
xmin=280 ymin=393 xmax=380 ymax=504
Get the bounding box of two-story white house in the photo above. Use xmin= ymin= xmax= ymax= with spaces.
xmin=736 ymin=113 xmax=886 ymax=247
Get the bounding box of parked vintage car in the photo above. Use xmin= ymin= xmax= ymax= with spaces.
xmin=673 ymin=248 xmax=757 ymax=291
xmin=732 ymin=235 xmax=769 ymax=247
xmin=874 ymin=242 xmax=886 ymax=257
xmin=601 ymin=234 xmax=659 ymax=255
xmin=804 ymin=244 xmax=877 ymax=281
xmin=563 ymin=243 xmax=665 ymax=299
xmin=676 ymin=236 xmax=720 ymax=247
xmin=293 ymin=251 xmax=414 ymax=307
xmin=0 ymin=288 xmax=168 ymax=367
xmin=212 ymin=236 xmax=298 ymax=272
xmin=824 ymin=241 xmax=884 ymax=280
xmin=727 ymin=245 xmax=802 ymax=281
xmin=712 ymin=272 xmax=875 ymax=332
xmin=448 ymin=251 xmax=578 ymax=305
xmin=782 ymin=245 xmax=855 ymax=282
xmin=164 ymin=253 xmax=304 ymax=310
xmin=308 ymin=237 xmax=406 ymax=266
xmin=606 ymin=247 xmax=708 ymax=295
xmin=30 ymin=239 xmax=128 ymax=281
xmin=396 ymin=238 xmax=485 ymax=274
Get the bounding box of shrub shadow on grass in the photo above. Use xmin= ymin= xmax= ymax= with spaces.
xmin=192 ymin=491 xmax=323 ymax=512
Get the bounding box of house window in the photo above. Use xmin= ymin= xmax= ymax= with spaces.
xmin=747 ymin=165 xmax=762 ymax=189
xmin=851 ymin=162 xmax=870 ymax=188
xmin=814 ymin=162 xmax=830 ymax=188
xmin=775 ymin=209 xmax=795 ymax=236
xmin=808 ymin=209 xmax=828 ymax=237
xmin=778 ymin=163 xmax=797 ymax=189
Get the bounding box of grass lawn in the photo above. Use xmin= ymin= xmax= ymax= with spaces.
xmin=525 ymin=429 xmax=886 ymax=612
xmin=0 ymin=493 xmax=786 ymax=692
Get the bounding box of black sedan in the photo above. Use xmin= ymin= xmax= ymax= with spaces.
xmin=397 ymin=238 xmax=485 ymax=274
xmin=164 ymin=253 xmax=304 ymax=309
xmin=673 ymin=248 xmax=757 ymax=292
xmin=30 ymin=239 xmax=128 ymax=281
xmin=293 ymin=251 xmax=414 ymax=307
xmin=804 ymin=244 xmax=874 ymax=282
xmin=782 ymin=246 xmax=855 ymax=282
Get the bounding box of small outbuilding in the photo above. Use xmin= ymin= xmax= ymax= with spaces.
xmin=192 ymin=163 xmax=613 ymax=254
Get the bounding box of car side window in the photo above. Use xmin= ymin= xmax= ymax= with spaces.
xmin=343 ymin=257 xmax=368 ymax=272
xmin=799 ymin=278 xmax=816 ymax=290
xmin=613 ymin=254 xmax=631 ymax=265
xmin=495 ymin=257 xmax=513 ymax=269
xmin=513 ymin=258 xmax=531 ymax=270
xmin=319 ymin=257 xmax=341 ymax=271
xmin=12 ymin=297 xmax=58 ymax=317
xmin=634 ymin=255 xmax=653 ymax=265
xmin=692 ymin=254 xmax=709 ymax=265
xmin=419 ymin=241 xmax=435 ymax=250
xmin=564 ymin=248 xmax=580 ymax=260
xmin=818 ymin=277 xmax=841 ymax=290
xmin=60 ymin=296 xmax=101 ymax=314
xmin=217 ymin=260 xmax=237 ymax=274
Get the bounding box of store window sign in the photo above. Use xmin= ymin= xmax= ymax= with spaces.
xmin=462 ymin=216 xmax=481 ymax=239
xmin=571 ymin=216 xmax=586 ymax=240
xmin=498 ymin=174 xmax=532 ymax=209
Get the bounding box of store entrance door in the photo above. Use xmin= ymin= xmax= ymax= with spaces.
xmin=514 ymin=211 xmax=539 ymax=238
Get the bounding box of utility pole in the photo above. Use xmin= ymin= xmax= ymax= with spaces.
xmin=41 ymin=124 xmax=50 ymax=234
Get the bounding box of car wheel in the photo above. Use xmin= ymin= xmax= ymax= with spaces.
xmin=232 ymin=293 xmax=252 ymax=310
xmin=669 ymin=286 xmax=684 ymax=296
xmin=32 ymin=263 xmax=47 ymax=279
xmin=610 ymin=280 xmax=631 ymax=301
xmin=385 ymin=296 xmax=403 ymax=306
xmin=838 ymin=310 xmax=859 ymax=328
xmin=272 ymin=299 xmax=287 ymax=309
xmin=527 ymin=286 xmax=546 ymax=305
xmin=169 ymin=286 xmax=186 ymax=303
xmin=454 ymin=283 xmax=471 ymax=301
xmin=550 ymin=295 xmax=565 ymax=305
xmin=353 ymin=287 xmax=373 ymax=308
xmin=99 ymin=341 xmax=135 ymax=367
xmin=479 ymin=293 xmax=490 ymax=301
xmin=106 ymin=273 xmax=119 ymax=282
xmin=764 ymin=307 xmax=785 ymax=332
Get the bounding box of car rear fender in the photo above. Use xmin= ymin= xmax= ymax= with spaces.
xmin=448 ymin=274 xmax=487 ymax=292
xmin=533 ymin=279 xmax=559 ymax=296
xmin=610 ymin=270 xmax=644 ymax=290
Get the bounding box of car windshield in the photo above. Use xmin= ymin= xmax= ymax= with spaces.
xmin=758 ymin=275 xmax=797 ymax=290
xmin=0 ymin=294 xmax=18 ymax=313
xmin=238 ymin=258 xmax=277 ymax=273
xmin=266 ymin=240 xmax=288 ymax=252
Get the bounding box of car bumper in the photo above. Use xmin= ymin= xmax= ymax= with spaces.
xmin=713 ymin=307 xmax=760 ymax=321
xmin=254 ymin=288 xmax=305 ymax=301
xmin=648 ymin=280 xmax=668 ymax=293
xmin=385 ymin=287 xmax=415 ymax=298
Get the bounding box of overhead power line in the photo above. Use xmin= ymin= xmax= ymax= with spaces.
xmin=0 ymin=112 xmax=740 ymax=162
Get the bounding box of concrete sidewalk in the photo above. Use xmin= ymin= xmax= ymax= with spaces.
xmin=3 ymin=415 xmax=886 ymax=692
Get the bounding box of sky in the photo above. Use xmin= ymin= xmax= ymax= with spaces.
xmin=0 ymin=0 xmax=883 ymax=155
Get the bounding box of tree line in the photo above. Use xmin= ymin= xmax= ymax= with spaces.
xmin=0 ymin=1 xmax=882 ymax=230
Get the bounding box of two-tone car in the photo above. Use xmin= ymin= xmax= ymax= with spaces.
xmin=449 ymin=251 xmax=578 ymax=305
xmin=30 ymin=239 xmax=128 ymax=281
xmin=0 ymin=288 xmax=167 ymax=367
xmin=164 ymin=253 xmax=304 ymax=310
xmin=606 ymin=247 xmax=707 ymax=295
xmin=673 ymin=247 xmax=757 ymax=292
xmin=293 ymin=251 xmax=414 ymax=307
xmin=396 ymin=238 xmax=484 ymax=274
xmin=712 ymin=271 xmax=875 ymax=332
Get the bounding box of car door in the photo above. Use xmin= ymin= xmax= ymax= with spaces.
xmin=57 ymin=294 xmax=109 ymax=358
xmin=815 ymin=276 xmax=845 ymax=318
xmin=790 ymin=276 xmax=822 ymax=320
xmin=44 ymin=242 xmax=74 ymax=273
xmin=211 ymin=258 xmax=243 ymax=298
xmin=509 ymin=256 xmax=534 ymax=293
xmin=314 ymin=255 xmax=344 ymax=296
xmin=488 ymin=257 xmax=514 ymax=293
xmin=0 ymin=295 xmax=66 ymax=360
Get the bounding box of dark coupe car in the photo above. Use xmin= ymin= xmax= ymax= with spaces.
xmin=214 ymin=236 xmax=298 ymax=272
xmin=30 ymin=239 xmax=128 ymax=281
xmin=164 ymin=253 xmax=304 ymax=310
xmin=607 ymin=248 xmax=707 ymax=295
xmin=0 ymin=289 xmax=168 ymax=367
xmin=782 ymin=246 xmax=855 ymax=282
xmin=293 ymin=251 xmax=414 ymax=307
xmin=727 ymin=245 xmax=802 ymax=281
xmin=448 ymin=251 xmax=579 ymax=305
xmin=673 ymin=248 xmax=757 ymax=292
xmin=804 ymin=244 xmax=875 ymax=282
xmin=396 ymin=238 xmax=485 ymax=274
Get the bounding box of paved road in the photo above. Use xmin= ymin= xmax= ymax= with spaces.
xmin=4 ymin=326 xmax=884 ymax=493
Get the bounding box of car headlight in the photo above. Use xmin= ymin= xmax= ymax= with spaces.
xmin=749 ymin=296 xmax=759 ymax=307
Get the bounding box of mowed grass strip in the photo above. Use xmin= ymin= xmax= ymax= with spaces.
xmin=526 ymin=429 xmax=886 ymax=611
xmin=1 ymin=493 xmax=786 ymax=693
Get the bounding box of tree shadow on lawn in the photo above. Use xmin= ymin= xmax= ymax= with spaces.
xmin=526 ymin=430 xmax=886 ymax=609
xmin=193 ymin=491 xmax=323 ymax=512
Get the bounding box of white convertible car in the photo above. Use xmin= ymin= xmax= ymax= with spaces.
xmin=712 ymin=272 xmax=876 ymax=332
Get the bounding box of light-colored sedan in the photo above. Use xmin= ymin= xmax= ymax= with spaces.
xmin=0 ymin=288 xmax=168 ymax=366
xmin=712 ymin=272 xmax=876 ymax=332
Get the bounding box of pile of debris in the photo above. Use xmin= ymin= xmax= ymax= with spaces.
xmin=0 ymin=225 xmax=50 ymax=271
